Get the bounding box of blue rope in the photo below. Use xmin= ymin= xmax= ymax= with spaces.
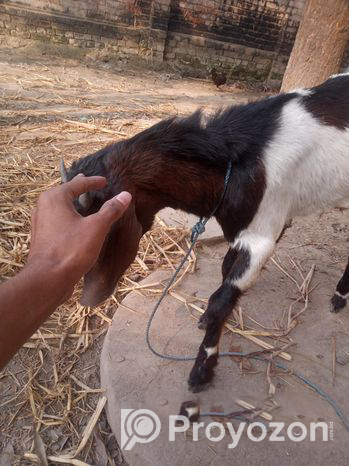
xmin=200 ymin=409 xmax=268 ymax=427
xmin=145 ymin=161 xmax=232 ymax=361
xmin=199 ymin=355 xmax=349 ymax=432
xmin=274 ymin=359 xmax=349 ymax=431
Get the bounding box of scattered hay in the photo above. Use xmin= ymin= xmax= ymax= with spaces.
xmin=0 ymin=117 xmax=194 ymax=464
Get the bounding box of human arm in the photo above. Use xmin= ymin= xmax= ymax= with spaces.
xmin=0 ymin=175 xmax=131 ymax=370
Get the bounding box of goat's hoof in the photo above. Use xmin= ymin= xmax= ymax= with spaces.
xmin=330 ymin=293 xmax=347 ymax=313
xmin=188 ymin=368 xmax=207 ymax=393
xmin=188 ymin=380 xmax=206 ymax=393
xmin=197 ymin=315 xmax=208 ymax=330
xmin=178 ymin=401 xmax=200 ymax=422
xmin=188 ymin=363 xmax=216 ymax=393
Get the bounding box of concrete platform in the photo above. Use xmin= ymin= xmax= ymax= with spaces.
xmin=101 ymin=231 xmax=349 ymax=466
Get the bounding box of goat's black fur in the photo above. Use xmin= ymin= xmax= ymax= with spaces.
xmin=70 ymin=92 xmax=298 ymax=177
xmin=304 ymin=75 xmax=349 ymax=129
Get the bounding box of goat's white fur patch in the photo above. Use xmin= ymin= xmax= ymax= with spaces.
xmin=230 ymin=98 xmax=349 ymax=292
xmin=330 ymin=71 xmax=349 ymax=79
xmin=264 ymin=98 xmax=349 ymax=219
xmin=292 ymin=88 xmax=313 ymax=97
xmin=185 ymin=406 xmax=199 ymax=419
xmin=335 ymin=291 xmax=349 ymax=299
xmin=231 ymin=232 xmax=275 ymax=290
xmin=205 ymin=346 xmax=218 ymax=358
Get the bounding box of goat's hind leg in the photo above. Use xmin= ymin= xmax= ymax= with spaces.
xmin=188 ymin=233 xmax=275 ymax=392
xmin=331 ymin=258 xmax=349 ymax=312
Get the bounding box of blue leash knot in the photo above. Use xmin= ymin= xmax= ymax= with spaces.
xmin=191 ymin=219 xmax=206 ymax=241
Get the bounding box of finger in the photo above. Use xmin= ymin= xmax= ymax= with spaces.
xmin=62 ymin=175 xmax=108 ymax=200
xmin=91 ymin=191 xmax=132 ymax=228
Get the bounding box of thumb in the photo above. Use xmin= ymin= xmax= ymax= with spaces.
xmin=95 ymin=191 xmax=132 ymax=227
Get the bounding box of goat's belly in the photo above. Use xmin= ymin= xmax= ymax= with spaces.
xmin=286 ymin=154 xmax=349 ymax=218
xmin=290 ymin=192 xmax=349 ymax=218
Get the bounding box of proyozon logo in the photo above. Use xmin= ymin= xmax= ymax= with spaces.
xmin=121 ymin=409 xmax=332 ymax=451
xmin=121 ymin=409 xmax=161 ymax=450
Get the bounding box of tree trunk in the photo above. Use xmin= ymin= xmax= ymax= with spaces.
xmin=281 ymin=0 xmax=349 ymax=91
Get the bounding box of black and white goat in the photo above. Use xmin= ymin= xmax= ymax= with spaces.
xmin=62 ymin=74 xmax=349 ymax=392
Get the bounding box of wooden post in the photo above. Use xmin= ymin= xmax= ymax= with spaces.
xmin=281 ymin=0 xmax=349 ymax=91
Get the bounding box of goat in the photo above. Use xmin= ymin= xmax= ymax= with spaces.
xmin=61 ymin=73 xmax=349 ymax=392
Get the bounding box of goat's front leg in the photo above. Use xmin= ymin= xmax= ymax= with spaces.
xmin=188 ymin=232 xmax=275 ymax=392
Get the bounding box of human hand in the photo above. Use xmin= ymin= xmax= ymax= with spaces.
xmin=28 ymin=174 xmax=131 ymax=287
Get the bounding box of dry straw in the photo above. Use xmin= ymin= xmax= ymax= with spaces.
xmin=0 ymin=116 xmax=195 ymax=463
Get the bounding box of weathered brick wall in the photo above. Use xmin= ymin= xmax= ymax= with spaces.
xmin=167 ymin=0 xmax=303 ymax=53
xmin=164 ymin=0 xmax=306 ymax=81
xmin=0 ymin=0 xmax=346 ymax=85
xmin=4 ymin=0 xmax=153 ymax=27
xmin=0 ymin=1 xmax=161 ymax=59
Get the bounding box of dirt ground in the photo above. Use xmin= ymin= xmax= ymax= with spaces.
xmin=0 ymin=37 xmax=349 ymax=465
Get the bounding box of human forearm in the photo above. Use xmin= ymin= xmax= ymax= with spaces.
xmin=0 ymin=175 xmax=131 ymax=370
xmin=0 ymin=259 xmax=76 ymax=370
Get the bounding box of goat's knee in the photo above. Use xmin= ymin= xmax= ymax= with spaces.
xmin=231 ymin=232 xmax=275 ymax=291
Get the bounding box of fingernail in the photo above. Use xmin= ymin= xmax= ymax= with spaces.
xmin=75 ymin=173 xmax=85 ymax=178
xmin=115 ymin=191 xmax=132 ymax=206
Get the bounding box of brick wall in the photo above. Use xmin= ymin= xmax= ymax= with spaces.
xmin=4 ymin=0 xmax=153 ymax=27
xmin=0 ymin=0 xmax=346 ymax=85
xmin=164 ymin=0 xmax=306 ymax=81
